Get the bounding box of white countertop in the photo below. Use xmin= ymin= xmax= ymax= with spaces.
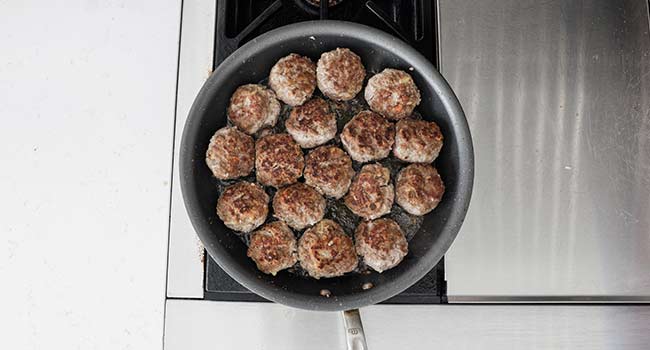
xmin=0 ymin=1 xmax=181 ymax=348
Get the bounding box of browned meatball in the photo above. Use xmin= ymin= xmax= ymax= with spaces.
xmin=355 ymin=218 xmax=408 ymax=273
xmin=344 ymin=164 xmax=394 ymax=220
xmin=364 ymin=69 xmax=421 ymax=120
xmin=247 ymin=221 xmax=298 ymax=275
xmin=393 ymin=119 xmax=443 ymax=163
xmin=273 ymin=183 xmax=326 ymax=230
xmin=340 ymin=111 xmax=395 ymax=163
xmin=316 ymin=48 xmax=365 ymax=101
xmin=395 ymin=164 xmax=445 ymax=216
xmin=227 ymin=84 xmax=281 ymax=134
xmin=298 ymin=219 xmax=358 ymax=279
xmin=269 ymin=53 xmax=316 ymax=106
xmin=255 ymin=133 xmax=304 ymax=188
xmin=216 ymin=181 xmax=269 ymax=233
xmin=304 ymin=145 xmax=355 ymax=199
xmin=285 ymin=97 xmax=336 ymax=148
xmin=205 ymin=127 xmax=254 ymax=180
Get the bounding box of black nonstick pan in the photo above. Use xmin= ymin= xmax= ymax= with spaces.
xmin=180 ymin=21 xmax=473 ymax=313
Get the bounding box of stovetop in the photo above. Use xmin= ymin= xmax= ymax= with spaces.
xmin=204 ymin=0 xmax=446 ymax=304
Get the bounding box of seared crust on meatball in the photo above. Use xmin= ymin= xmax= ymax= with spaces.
xmin=298 ymin=219 xmax=358 ymax=279
xmin=273 ymin=183 xmax=326 ymax=230
xmin=344 ymin=164 xmax=394 ymax=220
xmin=395 ymin=164 xmax=445 ymax=216
xmin=255 ymin=133 xmax=304 ymax=188
xmin=285 ymin=97 xmax=336 ymax=148
xmin=316 ymin=48 xmax=365 ymax=101
xmin=217 ymin=181 xmax=269 ymax=233
xmin=393 ymin=119 xmax=443 ymax=163
xmin=304 ymin=145 xmax=354 ymax=199
xmin=365 ymin=69 xmax=421 ymax=120
xmin=340 ymin=111 xmax=395 ymax=163
xmin=247 ymin=221 xmax=298 ymax=275
xmin=205 ymin=127 xmax=255 ymax=180
xmin=269 ymin=53 xmax=317 ymax=106
xmin=227 ymin=84 xmax=281 ymax=134
xmin=355 ymin=218 xmax=408 ymax=273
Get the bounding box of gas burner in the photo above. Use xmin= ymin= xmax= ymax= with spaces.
xmin=294 ymin=0 xmax=343 ymax=17
xmin=304 ymin=0 xmax=343 ymax=7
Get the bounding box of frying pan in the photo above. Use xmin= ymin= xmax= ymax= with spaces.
xmin=180 ymin=21 xmax=473 ymax=313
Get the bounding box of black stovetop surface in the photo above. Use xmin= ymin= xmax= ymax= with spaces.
xmin=205 ymin=0 xmax=446 ymax=304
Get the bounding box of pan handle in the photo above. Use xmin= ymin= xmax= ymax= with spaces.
xmin=342 ymin=309 xmax=368 ymax=350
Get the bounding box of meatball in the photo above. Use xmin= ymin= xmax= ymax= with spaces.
xmin=355 ymin=218 xmax=408 ymax=273
xmin=340 ymin=111 xmax=395 ymax=163
xmin=316 ymin=48 xmax=365 ymax=101
xmin=393 ymin=119 xmax=443 ymax=163
xmin=273 ymin=183 xmax=326 ymax=230
xmin=285 ymin=97 xmax=336 ymax=148
xmin=364 ymin=68 xmax=421 ymax=120
xmin=205 ymin=127 xmax=254 ymax=180
xmin=255 ymin=133 xmax=304 ymax=188
xmin=269 ymin=53 xmax=316 ymax=106
xmin=395 ymin=164 xmax=445 ymax=216
xmin=227 ymin=84 xmax=281 ymax=134
xmin=344 ymin=164 xmax=394 ymax=220
xmin=298 ymin=219 xmax=358 ymax=279
xmin=216 ymin=181 xmax=269 ymax=233
xmin=247 ymin=221 xmax=298 ymax=275
xmin=304 ymin=145 xmax=354 ymax=199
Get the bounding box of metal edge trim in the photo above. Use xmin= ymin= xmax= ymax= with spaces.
xmin=448 ymin=296 xmax=650 ymax=303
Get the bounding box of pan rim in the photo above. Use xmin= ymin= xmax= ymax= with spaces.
xmin=180 ymin=20 xmax=474 ymax=311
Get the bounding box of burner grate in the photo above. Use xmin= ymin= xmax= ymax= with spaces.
xmin=214 ymin=0 xmax=435 ymax=66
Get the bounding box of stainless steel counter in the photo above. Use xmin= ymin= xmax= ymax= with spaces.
xmin=164 ymin=300 xmax=650 ymax=350
xmin=441 ymin=0 xmax=650 ymax=300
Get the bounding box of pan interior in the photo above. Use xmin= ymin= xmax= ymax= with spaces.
xmin=214 ymin=74 xmax=427 ymax=278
